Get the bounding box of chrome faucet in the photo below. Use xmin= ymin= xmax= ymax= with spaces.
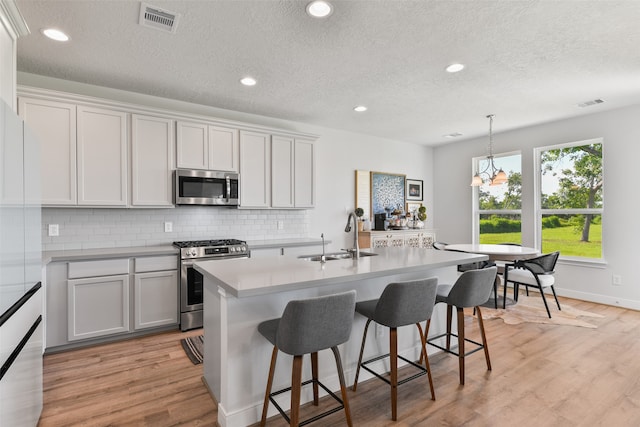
xmin=344 ymin=212 xmax=360 ymax=259
xmin=320 ymin=233 xmax=326 ymax=263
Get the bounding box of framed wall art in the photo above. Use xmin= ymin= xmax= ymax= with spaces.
xmin=406 ymin=179 xmax=423 ymax=201
xmin=371 ymin=172 xmax=406 ymax=214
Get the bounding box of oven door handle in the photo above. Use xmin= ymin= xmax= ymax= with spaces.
xmin=182 ymin=261 xmax=195 ymax=268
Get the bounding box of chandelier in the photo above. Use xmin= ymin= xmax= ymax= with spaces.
xmin=470 ymin=114 xmax=508 ymax=186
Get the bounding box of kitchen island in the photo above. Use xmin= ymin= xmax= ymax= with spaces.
xmin=195 ymin=247 xmax=488 ymax=427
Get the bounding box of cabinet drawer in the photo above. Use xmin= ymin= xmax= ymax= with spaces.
xmin=68 ymin=258 xmax=129 ymax=279
xmin=134 ymin=255 xmax=177 ymax=273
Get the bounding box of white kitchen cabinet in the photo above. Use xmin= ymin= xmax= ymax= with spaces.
xmin=18 ymin=97 xmax=77 ymax=205
xmin=131 ymin=114 xmax=174 ymax=207
xmin=133 ymin=255 xmax=178 ymax=330
xmin=240 ymin=130 xmax=271 ymax=208
xmin=133 ymin=270 xmax=178 ymax=330
xmin=360 ymin=230 xmax=437 ymax=249
xmin=67 ymin=274 xmax=130 ymax=341
xmin=271 ymin=135 xmax=294 ymax=208
xmin=76 ymin=106 xmax=128 ymax=206
xmin=294 ymin=138 xmax=315 ymax=207
xmin=176 ymin=121 xmax=239 ymax=172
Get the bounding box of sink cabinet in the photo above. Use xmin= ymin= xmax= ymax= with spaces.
xmin=359 ymin=230 xmax=436 ymax=250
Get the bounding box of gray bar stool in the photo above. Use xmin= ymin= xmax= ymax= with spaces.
xmin=258 ymin=290 xmax=356 ymax=427
xmin=351 ymin=277 xmax=438 ymax=421
xmin=426 ymin=267 xmax=497 ymax=385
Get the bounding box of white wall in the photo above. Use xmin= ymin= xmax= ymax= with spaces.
xmin=433 ymin=105 xmax=640 ymax=309
xmin=19 ymin=73 xmax=433 ymax=253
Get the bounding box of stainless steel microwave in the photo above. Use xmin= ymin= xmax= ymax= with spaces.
xmin=174 ymin=169 xmax=239 ymax=206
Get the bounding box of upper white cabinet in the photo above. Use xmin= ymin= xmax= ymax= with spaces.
xmin=271 ymin=135 xmax=315 ymax=208
xmin=176 ymin=121 xmax=239 ymax=172
xmin=77 ymin=106 xmax=128 ymax=206
xmin=18 ymin=97 xmax=77 ymax=205
xmin=131 ymin=114 xmax=174 ymax=207
xmin=293 ymin=138 xmax=315 ymax=208
xmin=240 ymin=130 xmax=271 ymax=208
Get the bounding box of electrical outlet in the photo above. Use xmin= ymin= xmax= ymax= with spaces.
xmin=277 ymin=220 xmax=284 ymax=230
xmin=164 ymin=222 xmax=173 ymax=233
xmin=48 ymin=224 xmax=59 ymax=237
xmin=612 ymin=274 xmax=622 ymax=286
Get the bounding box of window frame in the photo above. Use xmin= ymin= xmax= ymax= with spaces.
xmin=472 ymin=150 xmax=522 ymax=244
xmin=533 ymin=137 xmax=604 ymax=263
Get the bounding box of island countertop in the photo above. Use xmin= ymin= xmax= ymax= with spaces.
xmin=194 ymin=247 xmax=488 ymax=298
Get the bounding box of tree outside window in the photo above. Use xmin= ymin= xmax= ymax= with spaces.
xmin=536 ymin=139 xmax=603 ymax=259
xmin=474 ymin=153 xmax=522 ymax=244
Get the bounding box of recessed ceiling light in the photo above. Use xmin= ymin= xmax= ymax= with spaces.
xmin=353 ymin=105 xmax=367 ymax=112
xmin=445 ymin=63 xmax=465 ymax=73
xmin=240 ymin=77 xmax=257 ymax=86
xmin=42 ymin=28 xmax=69 ymax=42
xmin=306 ymin=1 xmax=333 ymax=18
xmin=444 ymin=132 xmax=463 ymax=138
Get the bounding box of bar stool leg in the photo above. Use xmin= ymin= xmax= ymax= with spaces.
xmin=331 ymin=346 xmax=354 ymax=427
xmin=446 ymin=305 xmax=453 ymax=350
xmin=456 ymin=307 xmax=465 ymax=385
xmin=416 ymin=322 xmax=435 ymax=400
xmin=311 ymin=352 xmax=319 ymax=405
xmin=352 ymin=319 xmax=372 ymax=391
xmin=475 ymin=306 xmax=492 ymax=371
xmin=390 ymin=327 xmax=398 ymax=421
xmin=260 ymin=346 xmax=279 ymax=426
xmin=290 ymin=355 xmax=303 ymax=427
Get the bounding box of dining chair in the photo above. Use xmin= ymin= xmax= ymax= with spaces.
xmin=503 ymin=251 xmax=561 ymax=318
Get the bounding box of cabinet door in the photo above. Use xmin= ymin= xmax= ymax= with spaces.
xmin=271 ymin=135 xmax=294 ymax=208
xmin=419 ymin=232 xmax=435 ymax=249
xmin=209 ymin=125 xmax=239 ymax=172
xmin=67 ymin=274 xmax=130 ymax=341
xmin=294 ymin=138 xmax=315 ymax=207
xmin=18 ymin=97 xmax=76 ymax=205
xmin=131 ymin=114 xmax=174 ymax=207
xmin=372 ymin=236 xmax=390 ymax=248
xmin=389 ymin=234 xmax=405 ymax=247
xmin=239 ymin=130 xmax=271 ymax=208
xmin=176 ymin=121 xmax=208 ymax=170
xmin=134 ymin=270 xmax=178 ymax=330
xmin=405 ymin=233 xmax=421 ymax=248
xmin=77 ymin=106 xmax=128 ymax=206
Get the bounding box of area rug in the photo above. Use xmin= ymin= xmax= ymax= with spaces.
xmin=181 ymin=335 xmax=204 ymax=365
xmin=482 ymin=295 xmax=604 ymax=328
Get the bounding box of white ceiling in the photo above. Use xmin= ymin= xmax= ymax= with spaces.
xmin=14 ymin=0 xmax=640 ymax=146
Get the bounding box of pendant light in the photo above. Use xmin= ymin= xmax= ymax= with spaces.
xmin=471 ymin=114 xmax=508 ymax=186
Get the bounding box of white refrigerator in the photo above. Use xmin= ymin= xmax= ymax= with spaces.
xmin=0 ymin=98 xmax=43 ymax=426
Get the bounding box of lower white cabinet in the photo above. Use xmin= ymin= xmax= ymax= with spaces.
xmin=47 ymin=254 xmax=178 ymax=350
xmin=359 ymin=230 xmax=437 ymax=249
xmin=133 ymin=270 xmax=178 ymax=330
xmin=67 ymin=274 xmax=130 ymax=341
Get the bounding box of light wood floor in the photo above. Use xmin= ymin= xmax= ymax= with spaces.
xmin=38 ymin=296 xmax=640 ymax=426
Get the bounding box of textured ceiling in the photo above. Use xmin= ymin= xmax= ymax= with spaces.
xmin=14 ymin=0 xmax=640 ymax=146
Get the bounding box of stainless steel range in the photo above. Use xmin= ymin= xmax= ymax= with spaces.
xmin=173 ymin=239 xmax=250 ymax=331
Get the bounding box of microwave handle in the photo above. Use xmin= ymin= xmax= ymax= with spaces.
xmin=226 ymin=175 xmax=231 ymax=202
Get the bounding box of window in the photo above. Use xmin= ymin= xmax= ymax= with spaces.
xmin=535 ymin=139 xmax=603 ymax=260
xmin=473 ymin=152 xmax=522 ymax=244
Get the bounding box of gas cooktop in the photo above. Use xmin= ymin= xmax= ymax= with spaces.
xmin=173 ymin=239 xmax=246 ymax=248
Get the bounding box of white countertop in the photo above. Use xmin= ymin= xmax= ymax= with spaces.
xmin=246 ymin=237 xmax=327 ymax=249
xmin=194 ymin=247 xmax=488 ymax=298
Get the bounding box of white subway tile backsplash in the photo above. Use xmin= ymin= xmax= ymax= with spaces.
xmin=42 ymin=207 xmax=310 ymax=251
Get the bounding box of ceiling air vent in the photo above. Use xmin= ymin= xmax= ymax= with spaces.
xmin=139 ymin=3 xmax=180 ymax=33
xmin=578 ymin=99 xmax=605 ymax=108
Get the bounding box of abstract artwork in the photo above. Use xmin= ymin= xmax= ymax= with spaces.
xmin=371 ymin=172 xmax=406 ymax=215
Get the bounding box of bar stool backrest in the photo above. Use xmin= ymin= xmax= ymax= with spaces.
xmin=277 ymin=290 xmax=356 ymax=356
xmin=446 ymin=267 xmax=497 ymax=308
xmin=374 ymin=277 xmax=438 ymax=328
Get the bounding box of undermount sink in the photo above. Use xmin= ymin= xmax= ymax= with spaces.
xmin=298 ymin=251 xmax=378 ymax=261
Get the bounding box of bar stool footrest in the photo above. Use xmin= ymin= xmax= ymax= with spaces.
xmin=426 ymin=333 xmax=485 ymax=357
xmin=268 ymin=379 xmax=345 ymax=427
xmin=360 ymin=353 xmax=428 ymax=386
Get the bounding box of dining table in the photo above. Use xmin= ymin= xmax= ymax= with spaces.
xmin=444 ymin=243 xmax=539 ymax=308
